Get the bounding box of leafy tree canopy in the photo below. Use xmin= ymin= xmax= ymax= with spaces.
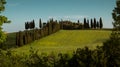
xmin=0 ymin=0 xmax=11 ymax=44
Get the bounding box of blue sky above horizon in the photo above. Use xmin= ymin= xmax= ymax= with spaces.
xmin=2 ymin=0 xmax=116 ymax=32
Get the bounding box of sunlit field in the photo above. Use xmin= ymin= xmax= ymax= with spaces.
xmin=12 ymin=30 xmax=111 ymax=55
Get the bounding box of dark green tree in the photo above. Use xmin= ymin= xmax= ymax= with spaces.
xmin=25 ymin=22 xmax=29 ymax=30
xmin=33 ymin=20 xmax=35 ymax=29
xmin=17 ymin=31 xmax=24 ymax=46
xmin=99 ymin=17 xmax=103 ymax=29
xmin=87 ymin=19 xmax=90 ymax=28
xmin=94 ymin=18 xmax=97 ymax=29
xmin=0 ymin=0 xmax=11 ymax=44
xmin=39 ymin=18 xmax=42 ymax=29
xmin=96 ymin=21 xmax=100 ymax=29
xmin=27 ymin=22 xmax=29 ymax=29
xmin=48 ymin=22 xmax=52 ymax=35
xmin=90 ymin=19 xmax=94 ymax=28
xmin=16 ymin=32 xmax=19 ymax=46
xmin=102 ymin=0 xmax=120 ymax=66
xmin=84 ymin=18 xmax=87 ymax=29
xmin=77 ymin=20 xmax=80 ymax=24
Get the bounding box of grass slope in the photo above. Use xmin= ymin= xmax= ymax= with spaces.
xmin=12 ymin=30 xmax=111 ymax=55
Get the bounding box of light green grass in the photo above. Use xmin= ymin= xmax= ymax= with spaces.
xmin=11 ymin=30 xmax=111 ymax=55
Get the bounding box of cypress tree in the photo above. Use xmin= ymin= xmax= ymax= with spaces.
xmin=94 ymin=18 xmax=97 ymax=29
xmin=26 ymin=22 xmax=29 ymax=29
xmin=25 ymin=22 xmax=29 ymax=30
xmin=87 ymin=19 xmax=90 ymax=28
xmin=78 ymin=20 xmax=80 ymax=24
xmin=19 ymin=31 xmax=23 ymax=46
xmin=91 ymin=19 xmax=93 ymax=29
xmin=33 ymin=20 xmax=35 ymax=29
xmin=41 ymin=29 xmax=44 ymax=37
xmin=97 ymin=21 xmax=100 ymax=29
xmin=23 ymin=35 xmax=26 ymax=45
xmin=99 ymin=17 xmax=103 ymax=29
xmin=48 ymin=22 xmax=52 ymax=35
xmin=84 ymin=18 xmax=87 ymax=29
xmin=39 ymin=18 xmax=42 ymax=29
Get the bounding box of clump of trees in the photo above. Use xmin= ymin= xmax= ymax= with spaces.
xmin=16 ymin=19 xmax=60 ymax=46
xmin=59 ymin=20 xmax=83 ymax=30
xmin=25 ymin=20 xmax=35 ymax=29
xmin=16 ymin=17 xmax=103 ymax=46
xmin=58 ymin=17 xmax=103 ymax=30
xmin=83 ymin=17 xmax=103 ymax=29
xmin=61 ymin=20 xmax=83 ymax=30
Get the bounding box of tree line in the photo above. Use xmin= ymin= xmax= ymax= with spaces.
xmin=84 ymin=17 xmax=103 ymax=29
xmin=59 ymin=17 xmax=103 ymax=30
xmin=16 ymin=17 xmax=103 ymax=46
xmin=16 ymin=19 xmax=60 ymax=46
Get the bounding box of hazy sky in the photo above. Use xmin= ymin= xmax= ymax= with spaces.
xmin=2 ymin=0 xmax=116 ymax=32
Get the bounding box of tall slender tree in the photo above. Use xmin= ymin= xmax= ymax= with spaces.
xmin=90 ymin=19 xmax=93 ymax=29
xmin=25 ymin=22 xmax=27 ymax=30
xmin=78 ymin=20 xmax=80 ymax=24
xmin=94 ymin=18 xmax=97 ymax=29
xmin=99 ymin=17 xmax=103 ymax=29
xmin=84 ymin=18 xmax=87 ymax=29
xmin=39 ymin=18 xmax=42 ymax=29
xmin=97 ymin=21 xmax=100 ymax=29
xmin=25 ymin=22 xmax=29 ymax=30
xmin=87 ymin=19 xmax=90 ymax=28
xmin=33 ymin=20 xmax=35 ymax=29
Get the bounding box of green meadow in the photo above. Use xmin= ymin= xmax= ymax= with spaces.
xmin=11 ymin=30 xmax=111 ymax=55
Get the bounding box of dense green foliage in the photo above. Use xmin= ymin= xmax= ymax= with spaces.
xmin=0 ymin=0 xmax=10 ymax=45
xmin=101 ymin=0 xmax=120 ymax=66
xmin=25 ymin=20 xmax=35 ymax=29
xmin=0 ymin=45 xmax=117 ymax=67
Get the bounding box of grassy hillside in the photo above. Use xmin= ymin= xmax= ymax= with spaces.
xmin=11 ymin=30 xmax=111 ymax=55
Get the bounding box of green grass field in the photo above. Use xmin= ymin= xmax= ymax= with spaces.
xmin=11 ymin=30 xmax=111 ymax=55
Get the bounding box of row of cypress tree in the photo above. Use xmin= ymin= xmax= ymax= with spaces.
xmin=16 ymin=19 xmax=60 ymax=46
xmin=58 ymin=17 xmax=103 ymax=30
xmin=84 ymin=17 xmax=103 ymax=29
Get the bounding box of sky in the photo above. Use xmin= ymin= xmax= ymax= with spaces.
xmin=2 ymin=0 xmax=116 ymax=32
